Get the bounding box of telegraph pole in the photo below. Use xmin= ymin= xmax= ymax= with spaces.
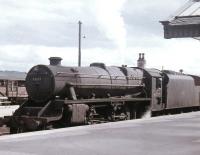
xmin=78 ymin=21 xmax=82 ymax=67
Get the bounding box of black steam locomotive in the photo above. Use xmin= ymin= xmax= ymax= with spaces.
xmin=4 ymin=57 xmax=200 ymax=133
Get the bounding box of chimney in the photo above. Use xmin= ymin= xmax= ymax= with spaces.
xmin=139 ymin=53 xmax=142 ymax=60
xmin=142 ymin=53 xmax=144 ymax=60
xmin=137 ymin=53 xmax=146 ymax=68
xmin=49 ymin=57 xmax=62 ymax=66
xmin=179 ymin=69 xmax=183 ymax=74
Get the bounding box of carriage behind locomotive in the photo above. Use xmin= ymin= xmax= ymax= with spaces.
xmin=0 ymin=71 xmax=27 ymax=105
xmin=4 ymin=57 xmax=200 ymax=133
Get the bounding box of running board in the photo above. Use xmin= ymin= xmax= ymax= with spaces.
xmin=64 ymin=97 xmax=151 ymax=105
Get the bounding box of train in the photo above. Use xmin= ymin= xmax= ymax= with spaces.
xmin=2 ymin=56 xmax=200 ymax=133
xmin=0 ymin=71 xmax=28 ymax=105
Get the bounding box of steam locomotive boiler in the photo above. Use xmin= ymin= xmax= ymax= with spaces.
xmin=4 ymin=57 xmax=200 ymax=133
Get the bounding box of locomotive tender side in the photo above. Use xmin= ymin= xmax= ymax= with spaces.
xmin=162 ymin=71 xmax=200 ymax=110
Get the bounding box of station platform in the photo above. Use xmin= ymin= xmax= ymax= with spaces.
xmin=0 ymin=112 xmax=200 ymax=155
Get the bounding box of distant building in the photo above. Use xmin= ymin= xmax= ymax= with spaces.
xmin=137 ymin=53 xmax=146 ymax=68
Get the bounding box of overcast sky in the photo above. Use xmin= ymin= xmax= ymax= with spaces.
xmin=1 ymin=0 xmax=200 ymax=74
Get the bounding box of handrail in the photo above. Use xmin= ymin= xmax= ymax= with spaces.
xmin=55 ymin=72 xmax=143 ymax=80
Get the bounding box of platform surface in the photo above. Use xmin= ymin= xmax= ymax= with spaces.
xmin=0 ymin=105 xmax=19 ymax=117
xmin=0 ymin=112 xmax=200 ymax=155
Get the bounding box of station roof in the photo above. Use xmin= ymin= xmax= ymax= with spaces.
xmin=161 ymin=0 xmax=200 ymax=39
xmin=165 ymin=16 xmax=200 ymax=26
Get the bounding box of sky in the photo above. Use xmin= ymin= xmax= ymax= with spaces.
xmin=0 ymin=0 xmax=200 ymax=74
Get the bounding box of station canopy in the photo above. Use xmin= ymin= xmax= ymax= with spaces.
xmin=160 ymin=0 xmax=200 ymax=39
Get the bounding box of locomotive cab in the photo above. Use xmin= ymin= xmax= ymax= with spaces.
xmin=142 ymin=68 xmax=164 ymax=113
